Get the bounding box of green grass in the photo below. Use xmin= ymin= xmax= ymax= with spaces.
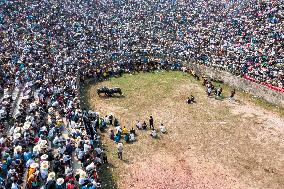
xmin=210 ymin=80 xmax=284 ymax=117
xmin=81 ymin=71 xmax=284 ymax=189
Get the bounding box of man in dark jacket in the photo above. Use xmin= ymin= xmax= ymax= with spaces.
xmin=149 ymin=116 xmax=154 ymax=129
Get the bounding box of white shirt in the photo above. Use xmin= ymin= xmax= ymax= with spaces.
xmin=130 ymin=133 xmax=135 ymax=141
xmin=151 ymin=130 xmax=157 ymax=137
xmin=136 ymin=122 xmax=142 ymax=129
xmin=11 ymin=183 xmax=19 ymax=189
xmin=160 ymin=125 xmax=166 ymax=133
xmin=95 ymin=147 xmax=102 ymax=155
xmin=117 ymin=144 xmax=123 ymax=153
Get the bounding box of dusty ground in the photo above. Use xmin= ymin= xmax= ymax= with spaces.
xmin=86 ymin=71 xmax=284 ymax=189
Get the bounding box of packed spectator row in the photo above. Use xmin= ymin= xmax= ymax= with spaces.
xmin=0 ymin=0 xmax=283 ymax=188
xmin=1 ymin=0 xmax=283 ymax=94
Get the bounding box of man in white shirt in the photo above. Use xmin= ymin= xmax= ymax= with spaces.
xmin=117 ymin=142 xmax=123 ymax=160
xmin=150 ymin=129 xmax=158 ymax=138
xmin=129 ymin=133 xmax=135 ymax=142
xmin=160 ymin=124 xmax=166 ymax=133
xmin=136 ymin=120 xmax=142 ymax=130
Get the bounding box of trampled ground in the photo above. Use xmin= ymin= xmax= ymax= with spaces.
xmin=85 ymin=71 xmax=284 ymax=189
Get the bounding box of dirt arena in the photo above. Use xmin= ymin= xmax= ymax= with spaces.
xmin=84 ymin=71 xmax=284 ymax=189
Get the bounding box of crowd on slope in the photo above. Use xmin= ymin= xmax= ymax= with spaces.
xmin=1 ymin=0 xmax=283 ymax=96
xmin=0 ymin=0 xmax=283 ymax=188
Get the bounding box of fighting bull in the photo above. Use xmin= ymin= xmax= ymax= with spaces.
xmin=97 ymin=87 xmax=123 ymax=97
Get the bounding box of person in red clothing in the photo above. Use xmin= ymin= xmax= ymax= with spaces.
xmin=65 ymin=172 xmax=75 ymax=183
xmin=66 ymin=180 xmax=77 ymax=189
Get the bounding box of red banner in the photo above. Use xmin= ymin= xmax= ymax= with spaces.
xmin=243 ymin=75 xmax=284 ymax=93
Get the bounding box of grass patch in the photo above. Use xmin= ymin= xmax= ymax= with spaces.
xmin=82 ymin=71 xmax=284 ymax=189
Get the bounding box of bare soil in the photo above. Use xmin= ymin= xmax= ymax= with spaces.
xmin=86 ymin=71 xmax=284 ymax=189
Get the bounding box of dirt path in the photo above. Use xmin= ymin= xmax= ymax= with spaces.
xmin=87 ymin=72 xmax=284 ymax=189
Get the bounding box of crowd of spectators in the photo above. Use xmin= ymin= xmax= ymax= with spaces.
xmin=0 ymin=0 xmax=283 ymax=188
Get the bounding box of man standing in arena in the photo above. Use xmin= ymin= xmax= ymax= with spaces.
xmin=117 ymin=142 xmax=123 ymax=160
xmin=229 ymin=89 xmax=236 ymax=102
xmin=149 ymin=116 xmax=154 ymax=129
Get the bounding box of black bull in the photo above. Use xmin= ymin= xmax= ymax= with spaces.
xmin=97 ymin=87 xmax=123 ymax=96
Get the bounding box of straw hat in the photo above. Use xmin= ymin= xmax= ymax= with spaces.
xmin=40 ymin=161 xmax=49 ymax=170
xmin=41 ymin=154 xmax=48 ymax=160
xmin=23 ymin=124 xmax=30 ymax=130
xmin=48 ymin=172 xmax=56 ymax=180
xmin=79 ymin=170 xmax=86 ymax=178
xmin=30 ymin=163 xmax=39 ymax=169
xmin=14 ymin=145 xmax=22 ymax=152
xmin=48 ymin=107 xmax=54 ymax=113
xmin=86 ymin=162 xmax=95 ymax=172
xmin=14 ymin=127 xmax=22 ymax=134
xmin=24 ymin=121 xmax=31 ymax=127
xmin=33 ymin=145 xmax=41 ymax=152
xmin=14 ymin=133 xmax=21 ymax=139
xmin=38 ymin=140 xmax=48 ymax=148
xmin=65 ymin=167 xmax=72 ymax=174
xmin=76 ymin=169 xmax=86 ymax=178
xmin=56 ymin=178 xmax=65 ymax=185
xmin=82 ymin=130 xmax=87 ymax=136
xmin=118 ymin=142 xmax=123 ymax=148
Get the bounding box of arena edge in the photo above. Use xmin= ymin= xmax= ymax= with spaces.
xmin=187 ymin=63 xmax=284 ymax=108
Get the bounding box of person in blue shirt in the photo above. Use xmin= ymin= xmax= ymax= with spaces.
xmin=114 ymin=133 xmax=121 ymax=143
xmin=124 ymin=133 xmax=130 ymax=143
xmin=0 ymin=162 xmax=7 ymax=177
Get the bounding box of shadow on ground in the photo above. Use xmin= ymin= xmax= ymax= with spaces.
xmin=99 ymin=163 xmax=119 ymax=189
